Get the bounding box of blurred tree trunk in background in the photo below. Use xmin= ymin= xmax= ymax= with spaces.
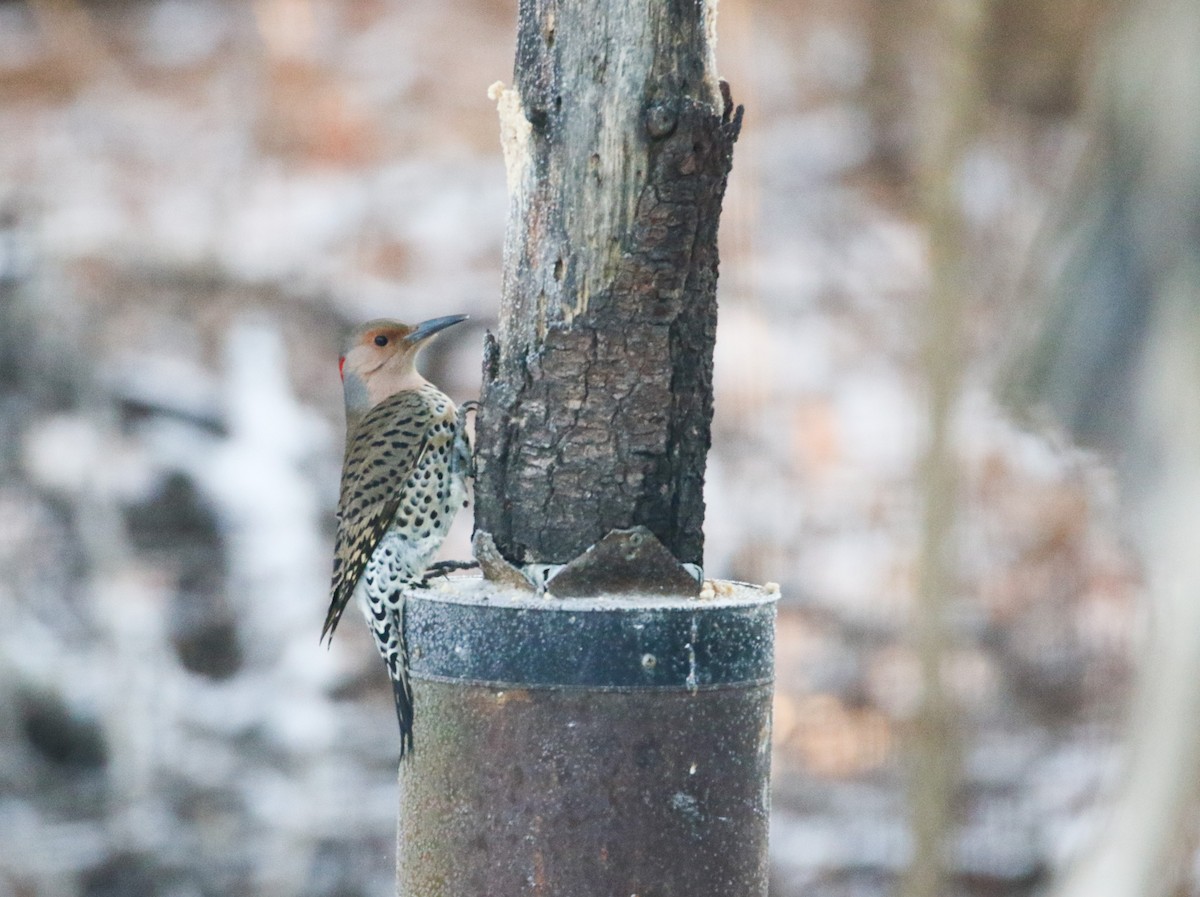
xmin=903 ymin=2 xmax=988 ymax=897
xmin=475 ymin=0 xmax=741 ymax=571
xmin=864 ymin=0 xmax=1109 ymax=193
xmin=1008 ymin=0 xmax=1200 ymax=894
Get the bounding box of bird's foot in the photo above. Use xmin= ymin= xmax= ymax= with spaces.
xmin=422 ymin=559 xmax=480 ymax=583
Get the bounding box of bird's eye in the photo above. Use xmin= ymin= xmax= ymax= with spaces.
xmin=374 ymin=335 xmax=389 ymax=347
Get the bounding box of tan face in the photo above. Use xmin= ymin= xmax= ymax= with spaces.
xmin=339 ymin=321 xmax=416 ymax=382
xmin=338 ymin=315 xmax=467 ymax=414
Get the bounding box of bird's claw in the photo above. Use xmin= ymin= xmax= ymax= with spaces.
xmin=421 ymin=559 xmax=480 ymax=583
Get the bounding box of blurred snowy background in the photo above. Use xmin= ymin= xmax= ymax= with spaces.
xmin=0 ymin=0 xmax=1150 ymax=895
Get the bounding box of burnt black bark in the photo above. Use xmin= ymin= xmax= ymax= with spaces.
xmin=475 ymin=0 xmax=741 ymax=568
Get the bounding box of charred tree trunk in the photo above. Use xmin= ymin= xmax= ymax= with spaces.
xmin=476 ymin=0 xmax=741 ymax=569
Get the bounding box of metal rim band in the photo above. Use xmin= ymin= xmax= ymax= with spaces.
xmin=406 ymin=591 xmax=777 ymax=688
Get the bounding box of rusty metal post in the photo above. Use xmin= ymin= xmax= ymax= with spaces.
xmin=396 ymin=577 xmax=776 ymax=896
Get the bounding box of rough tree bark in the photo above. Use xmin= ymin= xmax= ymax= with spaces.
xmin=476 ymin=0 xmax=742 ymax=569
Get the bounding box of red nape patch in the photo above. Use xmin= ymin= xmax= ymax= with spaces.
xmin=338 ymin=356 xmax=346 ymax=380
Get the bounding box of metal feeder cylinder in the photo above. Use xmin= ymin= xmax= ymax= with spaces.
xmin=396 ymin=577 xmax=777 ymax=897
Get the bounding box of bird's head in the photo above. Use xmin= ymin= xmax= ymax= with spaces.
xmin=339 ymin=314 xmax=467 ymax=416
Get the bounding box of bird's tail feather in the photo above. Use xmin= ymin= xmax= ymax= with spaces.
xmin=392 ymin=673 xmax=414 ymax=758
xmin=390 ymin=599 xmax=415 ymax=758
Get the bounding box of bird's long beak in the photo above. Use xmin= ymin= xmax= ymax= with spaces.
xmin=405 ymin=314 xmax=468 ymax=344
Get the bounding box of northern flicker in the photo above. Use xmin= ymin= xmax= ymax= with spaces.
xmin=322 ymin=315 xmax=471 ymax=756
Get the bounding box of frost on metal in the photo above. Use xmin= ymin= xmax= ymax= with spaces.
xmin=403 ymin=574 xmax=777 ymax=697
